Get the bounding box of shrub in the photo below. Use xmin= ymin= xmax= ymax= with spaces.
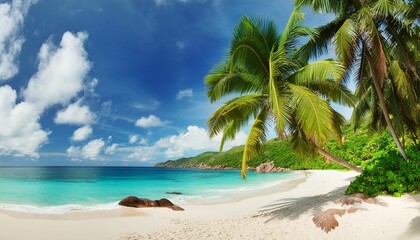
xmin=346 ymin=147 xmax=420 ymax=197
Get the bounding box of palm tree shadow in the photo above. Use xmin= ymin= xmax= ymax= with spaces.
xmin=256 ymin=186 xmax=347 ymax=222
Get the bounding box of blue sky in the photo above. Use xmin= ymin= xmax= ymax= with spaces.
xmin=0 ymin=0 xmax=349 ymax=166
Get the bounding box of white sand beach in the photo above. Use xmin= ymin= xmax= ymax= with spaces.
xmin=0 ymin=170 xmax=419 ymax=240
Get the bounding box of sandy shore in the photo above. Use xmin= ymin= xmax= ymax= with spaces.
xmin=0 ymin=170 xmax=419 ymax=240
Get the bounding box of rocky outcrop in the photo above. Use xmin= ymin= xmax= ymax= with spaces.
xmin=256 ymin=161 xmax=290 ymax=173
xmin=119 ymin=196 xmax=184 ymax=211
xmin=166 ymin=191 xmax=182 ymax=195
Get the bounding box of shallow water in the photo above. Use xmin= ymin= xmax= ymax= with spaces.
xmin=0 ymin=167 xmax=298 ymax=213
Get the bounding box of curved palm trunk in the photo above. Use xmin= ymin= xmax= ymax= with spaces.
xmin=364 ymin=50 xmax=409 ymax=161
xmin=317 ymin=147 xmax=363 ymax=173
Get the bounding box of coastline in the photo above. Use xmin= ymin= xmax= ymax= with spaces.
xmin=0 ymin=170 xmax=419 ymax=240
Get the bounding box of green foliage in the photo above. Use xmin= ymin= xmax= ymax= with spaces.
xmin=346 ymin=146 xmax=420 ymax=197
xmin=156 ymin=138 xmax=346 ymax=170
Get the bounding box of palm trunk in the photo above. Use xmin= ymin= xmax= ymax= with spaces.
xmin=365 ymin=50 xmax=409 ymax=161
xmin=317 ymin=147 xmax=363 ymax=173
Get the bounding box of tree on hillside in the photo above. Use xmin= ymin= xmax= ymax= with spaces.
xmin=295 ymin=0 xmax=420 ymax=160
xmin=205 ymin=8 xmax=362 ymax=179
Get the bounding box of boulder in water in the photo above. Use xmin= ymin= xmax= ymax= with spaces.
xmin=118 ymin=196 xmax=184 ymax=211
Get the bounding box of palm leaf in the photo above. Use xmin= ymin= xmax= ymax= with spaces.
xmin=333 ymin=18 xmax=359 ymax=67
xmin=207 ymin=94 xmax=266 ymax=138
xmin=205 ymin=62 xmax=264 ymax=102
xmin=241 ymin=106 xmax=269 ymax=179
xmin=289 ymin=84 xmax=332 ymax=144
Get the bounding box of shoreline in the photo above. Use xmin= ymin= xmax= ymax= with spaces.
xmin=0 ymin=170 xmax=303 ymax=214
xmin=0 ymin=170 xmax=419 ymax=240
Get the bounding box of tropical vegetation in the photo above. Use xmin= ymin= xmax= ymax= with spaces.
xmin=199 ymin=0 xmax=420 ymax=196
xmin=295 ymin=0 xmax=420 ymax=160
xmin=205 ymin=8 xmax=362 ymax=179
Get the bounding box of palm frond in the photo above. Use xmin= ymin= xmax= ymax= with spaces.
xmin=279 ymin=7 xmax=305 ymax=51
xmin=207 ymin=94 xmax=266 ymax=138
xmin=229 ymin=16 xmax=279 ymax=77
xmin=389 ymin=60 xmax=417 ymax=103
xmin=289 ymin=60 xmax=355 ymax=107
xmin=219 ymin=120 xmax=242 ymax=151
xmin=205 ymin=61 xmax=264 ymax=102
xmin=296 ymin=18 xmax=345 ymax=62
xmin=333 ymin=18 xmax=359 ymax=67
xmin=351 ymin=87 xmax=372 ymax=130
xmin=373 ymin=0 xmax=393 ymax=17
xmin=289 ymin=84 xmax=332 ymax=144
xmin=241 ymin=106 xmax=269 ymax=179
xmin=294 ymin=0 xmax=344 ymax=13
xmin=330 ymin=109 xmax=346 ymax=146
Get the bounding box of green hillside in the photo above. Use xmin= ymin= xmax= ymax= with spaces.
xmin=155 ymin=126 xmax=411 ymax=171
xmin=156 ymin=137 xmax=349 ymax=170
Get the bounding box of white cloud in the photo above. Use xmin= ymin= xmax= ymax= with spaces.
xmin=139 ymin=137 xmax=148 ymax=145
xmin=23 ymin=31 xmax=91 ymax=110
xmin=105 ymin=143 xmax=118 ymax=155
xmin=125 ymin=125 xmax=246 ymax=161
xmin=132 ymin=99 xmax=160 ymax=111
xmin=129 ymin=134 xmax=138 ymax=144
xmin=154 ymin=0 xmax=190 ymax=6
xmin=81 ymin=138 xmax=105 ymax=160
xmin=71 ymin=125 xmax=92 ymax=141
xmin=176 ymin=88 xmax=193 ymax=100
xmin=0 ymin=85 xmax=49 ymax=157
xmin=135 ymin=114 xmax=169 ymax=128
xmin=127 ymin=146 xmax=160 ymax=162
xmin=54 ymin=101 xmax=96 ymax=125
xmin=0 ymin=31 xmax=91 ymax=157
xmin=0 ymin=0 xmax=37 ymax=81
xmin=66 ymin=145 xmax=81 ymax=161
xmin=155 ymin=125 xmax=247 ymax=158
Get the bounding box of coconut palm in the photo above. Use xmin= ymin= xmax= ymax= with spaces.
xmin=295 ymin=0 xmax=420 ymax=160
xmin=205 ymin=8 xmax=362 ymax=179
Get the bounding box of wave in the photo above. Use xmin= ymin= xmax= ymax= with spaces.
xmin=0 ymin=202 xmax=120 ymax=214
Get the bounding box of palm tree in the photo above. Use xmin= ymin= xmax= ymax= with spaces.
xmin=295 ymin=0 xmax=420 ymax=160
xmin=205 ymin=8 xmax=362 ymax=179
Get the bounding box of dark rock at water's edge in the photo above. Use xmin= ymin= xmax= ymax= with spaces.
xmin=256 ymin=161 xmax=290 ymax=173
xmin=118 ymin=196 xmax=184 ymax=211
xmin=166 ymin=191 xmax=182 ymax=195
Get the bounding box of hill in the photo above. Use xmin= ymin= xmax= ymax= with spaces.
xmin=155 ymin=138 xmax=347 ymax=170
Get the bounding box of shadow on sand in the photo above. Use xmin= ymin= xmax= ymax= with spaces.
xmin=256 ymin=186 xmax=388 ymax=222
xmin=256 ymin=186 xmax=347 ymax=222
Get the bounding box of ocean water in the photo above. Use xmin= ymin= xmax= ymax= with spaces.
xmin=0 ymin=167 xmax=298 ymax=214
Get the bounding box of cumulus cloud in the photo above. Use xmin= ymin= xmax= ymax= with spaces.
xmin=129 ymin=134 xmax=138 ymax=144
xmin=125 ymin=125 xmax=246 ymax=161
xmin=71 ymin=125 xmax=92 ymax=141
xmin=0 ymin=0 xmax=37 ymax=81
xmin=176 ymin=88 xmax=193 ymax=100
xmin=127 ymin=146 xmax=161 ymax=162
xmin=0 ymin=85 xmax=49 ymax=157
xmin=81 ymin=138 xmax=105 ymax=160
xmin=66 ymin=145 xmax=81 ymax=161
xmin=23 ymin=31 xmax=91 ymax=110
xmin=155 ymin=125 xmax=246 ymax=158
xmin=0 ymin=31 xmax=91 ymax=157
xmin=105 ymin=143 xmax=118 ymax=155
xmin=54 ymin=101 xmax=96 ymax=125
xmin=135 ymin=114 xmax=169 ymax=128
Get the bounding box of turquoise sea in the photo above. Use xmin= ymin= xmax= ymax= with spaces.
xmin=0 ymin=167 xmax=298 ymax=214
